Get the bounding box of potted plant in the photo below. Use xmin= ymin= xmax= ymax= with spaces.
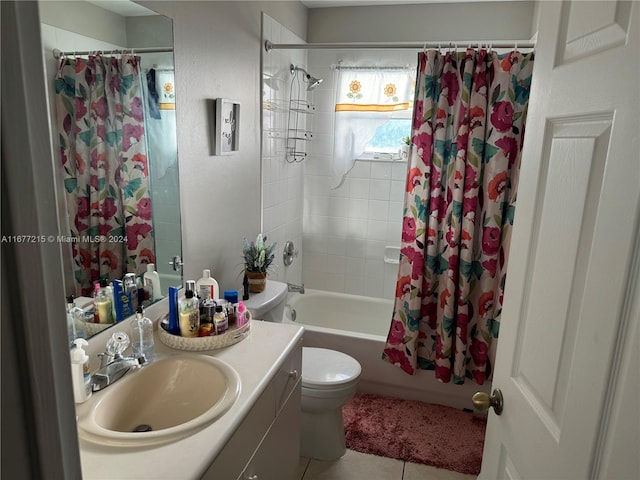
xmin=400 ymin=136 xmax=411 ymax=160
xmin=243 ymin=233 xmax=276 ymax=293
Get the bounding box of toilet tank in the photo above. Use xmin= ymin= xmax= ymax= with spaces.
xmin=243 ymin=280 xmax=288 ymax=322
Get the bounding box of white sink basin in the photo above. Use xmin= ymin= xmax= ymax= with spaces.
xmin=77 ymin=354 xmax=241 ymax=446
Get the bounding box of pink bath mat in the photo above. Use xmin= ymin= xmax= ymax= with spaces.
xmin=342 ymin=393 xmax=486 ymax=475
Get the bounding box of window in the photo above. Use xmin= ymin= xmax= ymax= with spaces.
xmin=363 ymin=115 xmax=412 ymax=156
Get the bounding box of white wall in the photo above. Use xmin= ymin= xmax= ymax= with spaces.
xmin=307 ymin=1 xmax=536 ymax=43
xmin=39 ymin=0 xmax=128 ymax=46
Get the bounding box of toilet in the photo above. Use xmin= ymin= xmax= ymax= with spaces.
xmin=244 ymin=280 xmax=362 ymax=461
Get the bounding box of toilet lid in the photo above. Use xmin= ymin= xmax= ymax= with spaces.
xmin=302 ymin=347 xmax=361 ymax=388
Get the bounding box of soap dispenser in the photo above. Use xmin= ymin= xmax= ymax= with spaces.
xmin=70 ymin=339 xmax=91 ymax=403
xmin=131 ymin=306 xmax=154 ymax=362
xmin=66 ymin=295 xmax=86 ymax=346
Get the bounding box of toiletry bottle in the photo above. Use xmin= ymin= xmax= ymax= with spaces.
xmin=92 ymin=282 xmax=101 ymax=322
xmin=66 ymin=295 xmax=87 ymax=346
xmin=123 ymin=273 xmax=139 ymax=313
xmin=70 ymin=339 xmax=92 ymax=403
xmin=214 ymin=305 xmax=228 ymax=335
xmin=242 ymin=273 xmax=249 ymax=300
xmin=185 ymin=280 xmax=197 ymax=298
xmin=224 ymin=290 xmax=239 ymax=326
xmin=179 ymin=289 xmax=200 ymax=337
xmin=199 ymin=301 xmax=215 ymax=336
xmin=136 ymin=275 xmax=147 ymax=307
xmin=112 ymin=279 xmax=134 ymax=322
xmin=95 ymin=279 xmax=114 ymax=324
xmin=196 ymin=269 xmax=220 ymax=301
xmin=131 ymin=306 xmax=154 ymax=362
xmin=236 ymin=301 xmax=247 ymax=327
xmin=167 ymin=286 xmax=180 ymax=335
xmin=143 ymin=263 xmax=162 ymax=302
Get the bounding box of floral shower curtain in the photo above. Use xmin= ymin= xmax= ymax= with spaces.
xmin=382 ymin=49 xmax=534 ymax=385
xmin=55 ymin=55 xmax=155 ymax=296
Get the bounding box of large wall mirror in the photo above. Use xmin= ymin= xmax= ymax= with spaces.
xmin=39 ymin=0 xmax=182 ymax=340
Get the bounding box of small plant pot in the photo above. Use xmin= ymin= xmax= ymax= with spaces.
xmin=400 ymin=144 xmax=410 ymax=160
xmin=246 ymin=271 xmax=267 ymax=293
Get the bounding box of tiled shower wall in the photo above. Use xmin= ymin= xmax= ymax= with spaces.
xmin=260 ymin=14 xmax=305 ymax=285
xmin=261 ymin=21 xmax=416 ymax=299
xmin=302 ymin=50 xmax=416 ymax=299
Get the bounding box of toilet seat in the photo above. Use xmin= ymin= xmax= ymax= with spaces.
xmin=302 ymin=347 xmax=361 ymax=390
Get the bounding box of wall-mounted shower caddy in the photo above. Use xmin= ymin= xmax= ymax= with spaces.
xmin=287 ymin=64 xmax=322 ymax=163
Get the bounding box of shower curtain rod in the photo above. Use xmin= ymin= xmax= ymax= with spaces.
xmin=264 ymin=40 xmax=534 ymax=52
xmin=52 ymin=47 xmax=173 ymax=59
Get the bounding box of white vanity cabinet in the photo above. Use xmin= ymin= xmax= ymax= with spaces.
xmin=203 ymin=339 xmax=303 ymax=480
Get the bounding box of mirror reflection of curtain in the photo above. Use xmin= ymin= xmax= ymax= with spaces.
xmin=55 ymin=55 xmax=155 ymax=296
xmin=331 ymin=67 xmax=413 ymax=188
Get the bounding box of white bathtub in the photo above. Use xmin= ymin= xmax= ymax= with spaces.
xmin=285 ymin=289 xmax=491 ymax=410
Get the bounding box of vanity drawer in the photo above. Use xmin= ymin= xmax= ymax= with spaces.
xmin=273 ymin=338 xmax=302 ymax=415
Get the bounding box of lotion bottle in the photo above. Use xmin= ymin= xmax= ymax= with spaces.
xmin=70 ymin=339 xmax=91 ymax=403
xmin=196 ymin=269 xmax=219 ymax=301
xmin=143 ymin=263 xmax=162 ymax=302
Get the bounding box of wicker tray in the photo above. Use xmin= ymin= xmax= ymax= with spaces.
xmin=158 ymin=320 xmax=251 ymax=351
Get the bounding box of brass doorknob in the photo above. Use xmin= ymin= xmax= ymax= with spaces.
xmin=472 ymin=388 xmax=504 ymax=415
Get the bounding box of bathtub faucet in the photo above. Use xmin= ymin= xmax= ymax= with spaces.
xmin=287 ymin=282 xmax=305 ymax=294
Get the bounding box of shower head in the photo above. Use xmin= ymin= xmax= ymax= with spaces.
xmin=290 ymin=64 xmax=324 ymax=91
xmin=306 ymin=75 xmax=323 ymax=91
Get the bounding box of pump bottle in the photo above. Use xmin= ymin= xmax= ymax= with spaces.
xmin=70 ymin=339 xmax=91 ymax=403
xmin=179 ymin=289 xmax=200 ymax=337
xmin=131 ymin=306 xmax=154 ymax=362
xmin=66 ymin=295 xmax=87 ymax=345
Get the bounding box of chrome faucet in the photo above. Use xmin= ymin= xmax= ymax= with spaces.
xmin=91 ymin=331 xmax=148 ymax=392
xmin=287 ymin=283 xmax=305 ymax=294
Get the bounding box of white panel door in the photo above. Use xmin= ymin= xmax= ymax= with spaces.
xmin=479 ymin=1 xmax=639 ymax=479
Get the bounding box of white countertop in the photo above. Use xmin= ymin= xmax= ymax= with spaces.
xmin=76 ymin=305 xmax=304 ymax=480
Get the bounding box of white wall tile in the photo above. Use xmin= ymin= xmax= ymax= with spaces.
xmin=328 ymin=196 xmax=349 ymax=217
xmin=348 ymin=198 xmax=368 ymax=219
xmin=388 ymin=200 xmax=404 ymax=222
xmin=365 ymin=240 xmax=386 ymax=260
xmin=350 ymin=178 xmax=370 ymax=199
xmin=370 ymin=179 xmax=391 ymax=201
xmin=350 ymin=161 xmax=371 ymax=179
xmin=346 ymin=218 xmax=368 ymax=239
xmin=344 ymin=256 xmax=365 ymax=276
xmin=371 ymin=162 xmax=392 ymax=180
xmin=392 ymin=161 xmax=408 ymax=180
xmin=327 ymin=235 xmax=347 ymax=256
xmin=368 ymin=199 xmax=389 ymax=221
xmin=367 ymin=220 xmax=387 ymax=242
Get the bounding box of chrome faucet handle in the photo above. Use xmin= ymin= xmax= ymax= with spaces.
xmin=105 ymin=331 xmax=130 ymax=356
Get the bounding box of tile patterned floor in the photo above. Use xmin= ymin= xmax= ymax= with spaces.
xmin=297 ymin=450 xmax=477 ymax=480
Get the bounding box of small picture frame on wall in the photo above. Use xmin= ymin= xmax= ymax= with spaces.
xmin=215 ymin=98 xmax=240 ymax=155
